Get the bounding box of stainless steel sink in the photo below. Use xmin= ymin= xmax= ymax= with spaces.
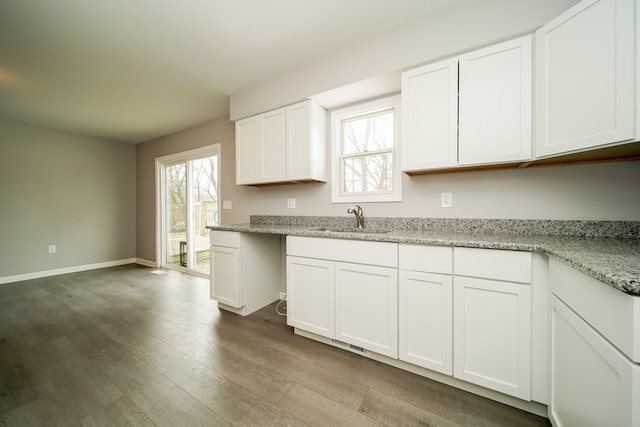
xmin=307 ymin=227 xmax=389 ymax=234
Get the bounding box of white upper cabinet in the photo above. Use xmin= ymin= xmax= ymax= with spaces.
xmin=261 ymin=109 xmax=287 ymax=182
xmin=458 ymin=36 xmax=532 ymax=165
xmin=235 ymin=118 xmax=260 ymax=184
xmin=236 ymin=108 xmax=286 ymax=185
xmin=401 ymin=35 xmax=533 ymax=173
xmin=401 ymin=58 xmax=459 ymax=172
xmin=535 ymin=0 xmax=636 ymax=158
xmin=235 ymin=100 xmax=327 ymax=185
xmin=286 ymin=101 xmax=328 ymax=182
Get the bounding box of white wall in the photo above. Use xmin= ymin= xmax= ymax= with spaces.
xmin=0 ymin=118 xmax=136 ymax=278
xmin=230 ymin=0 xmax=580 ymax=120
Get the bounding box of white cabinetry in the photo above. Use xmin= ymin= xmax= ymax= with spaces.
xmin=535 ymin=0 xmax=636 ymax=158
xmin=235 ymin=100 xmax=327 ymax=185
xmin=236 ymin=109 xmax=286 ymax=184
xmin=401 ymin=35 xmax=532 ymax=173
xmin=549 ymin=258 xmax=640 ymax=427
xmin=286 ymin=256 xmax=334 ymax=339
xmin=286 ymin=101 xmax=328 ymax=182
xmin=398 ymin=245 xmax=453 ymax=375
xmin=458 ymin=36 xmax=532 ymax=165
xmin=335 ymin=262 xmax=397 ymax=358
xmin=453 ymin=247 xmax=532 ymax=400
xmin=210 ymin=230 xmax=281 ymax=316
xmin=286 ymin=236 xmax=398 ymax=358
xmin=401 ymin=58 xmax=459 ymax=172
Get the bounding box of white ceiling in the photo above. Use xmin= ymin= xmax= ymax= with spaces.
xmin=0 ymin=0 xmax=463 ymax=143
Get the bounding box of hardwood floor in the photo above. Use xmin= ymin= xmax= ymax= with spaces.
xmin=0 ymin=265 xmax=551 ymax=426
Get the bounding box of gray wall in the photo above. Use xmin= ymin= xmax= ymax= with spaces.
xmin=135 ymin=116 xmax=239 ymax=263
xmin=0 ymin=118 xmax=136 ymax=278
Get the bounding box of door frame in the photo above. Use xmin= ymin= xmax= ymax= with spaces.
xmin=155 ymin=144 xmax=220 ymax=276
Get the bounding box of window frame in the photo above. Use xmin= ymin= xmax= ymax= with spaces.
xmin=330 ymin=94 xmax=402 ymax=203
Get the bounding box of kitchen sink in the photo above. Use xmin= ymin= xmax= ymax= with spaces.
xmin=307 ymin=227 xmax=390 ymax=234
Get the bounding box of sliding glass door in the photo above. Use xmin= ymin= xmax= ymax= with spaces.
xmin=157 ymin=145 xmax=219 ymax=276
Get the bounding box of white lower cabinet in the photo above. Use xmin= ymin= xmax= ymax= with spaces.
xmin=550 ymin=295 xmax=640 ymax=427
xmin=548 ymin=258 xmax=640 ymax=427
xmin=286 ymin=256 xmax=334 ymax=339
xmin=398 ymin=244 xmax=453 ymax=375
xmin=453 ymin=247 xmax=533 ymax=401
xmin=453 ymin=276 xmax=532 ymax=400
xmin=286 ymin=238 xmax=542 ymax=407
xmin=210 ymin=230 xmax=281 ymax=316
xmin=335 ymin=262 xmax=397 ymax=358
xmin=399 ymin=270 xmax=453 ymax=374
xmin=286 ymin=236 xmax=397 ymax=358
xmin=210 ymin=244 xmax=241 ymax=307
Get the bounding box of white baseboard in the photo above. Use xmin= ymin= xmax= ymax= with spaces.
xmin=135 ymin=258 xmax=157 ymax=268
xmin=0 ymin=258 xmax=138 ymax=285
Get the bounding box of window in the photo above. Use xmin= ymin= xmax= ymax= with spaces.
xmin=155 ymin=144 xmax=220 ymax=277
xmin=331 ymin=95 xmax=402 ymax=203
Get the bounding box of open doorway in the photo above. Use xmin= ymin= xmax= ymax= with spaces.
xmin=156 ymin=145 xmax=220 ymax=276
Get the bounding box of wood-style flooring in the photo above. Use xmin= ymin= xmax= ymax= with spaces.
xmin=0 ymin=264 xmax=551 ymax=426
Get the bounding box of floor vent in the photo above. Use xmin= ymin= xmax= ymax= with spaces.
xmin=332 ymin=339 xmax=367 ymax=354
xmin=348 ymin=344 xmax=366 ymax=353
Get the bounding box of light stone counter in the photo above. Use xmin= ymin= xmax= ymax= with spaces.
xmin=208 ymin=216 xmax=640 ymax=296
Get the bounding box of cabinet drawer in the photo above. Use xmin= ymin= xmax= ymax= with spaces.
xmin=454 ymin=247 xmax=531 ymax=283
xmin=210 ymin=230 xmax=240 ymax=248
xmin=399 ymin=244 xmax=452 ymax=274
xmin=287 ymin=236 xmax=397 ymax=268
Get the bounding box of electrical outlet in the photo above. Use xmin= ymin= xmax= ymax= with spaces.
xmin=48 ymin=245 xmax=57 ymax=254
xmin=441 ymin=192 xmax=453 ymax=208
xmin=223 ymin=200 xmax=232 ymax=209
xmin=287 ymin=198 xmax=296 ymax=209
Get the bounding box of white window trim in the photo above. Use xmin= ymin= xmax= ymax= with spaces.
xmin=330 ymin=94 xmax=402 ymax=203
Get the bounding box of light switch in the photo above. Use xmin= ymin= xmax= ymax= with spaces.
xmin=223 ymin=200 xmax=232 ymax=209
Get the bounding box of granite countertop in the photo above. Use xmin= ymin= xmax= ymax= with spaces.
xmin=208 ymin=218 xmax=640 ymax=296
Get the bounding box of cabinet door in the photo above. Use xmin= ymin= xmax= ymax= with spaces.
xmin=535 ymin=0 xmax=635 ymax=157
xmin=401 ymin=58 xmax=458 ymax=172
xmin=286 ymin=256 xmax=335 ymax=339
xmin=399 ymin=270 xmax=453 ymax=375
xmin=458 ymin=35 xmax=532 ymax=165
xmin=550 ymin=295 xmax=640 ymax=427
xmin=453 ymin=276 xmax=531 ymax=400
xmin=211 ymin=245 xmax=242 ymax=308
xmin=260 ymin=109 xmax=286 ymax=182
xmin=286 ymin=101 xmax=313 ymax=180
xmin=235 ymin=118 xmax=259 ymax=184
xmin=335 ymin=262 xmax=397 ymax=358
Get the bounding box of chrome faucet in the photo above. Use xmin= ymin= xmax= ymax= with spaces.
xmin=347 ymin=205 xmax=365 ymax=229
